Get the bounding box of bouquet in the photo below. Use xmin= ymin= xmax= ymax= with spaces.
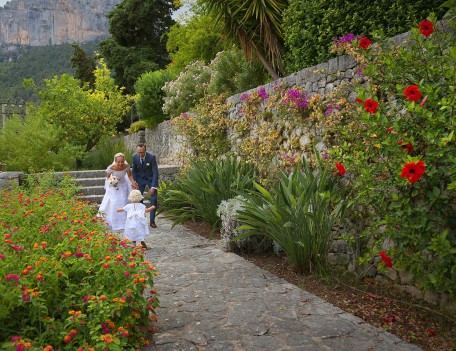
xmin=108 ymin=175 xmax=120 ymax=189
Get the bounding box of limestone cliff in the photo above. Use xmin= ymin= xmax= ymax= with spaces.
xmin=0 ymin=0 xmax=122 ymax=46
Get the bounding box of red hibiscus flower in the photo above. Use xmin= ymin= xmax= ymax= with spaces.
xmin=356 ymin=97 xmax=363 ymax=104
xmin=363 ymin=98 xmax=378 ymax=114
xmin=379 ymin=251 xmax=393 ymax=268
xmin=335 ymin=162 xmax=345 ymax=176
xmin=400 ymin=143 xmax=413 ymax=154
xmin=359 ymin=37 xmax=372 ymax=49
xmin=418 ymin=20 xmax=434 ymax=37
xmin=401 ymin=160 xmax=425 ymax=184
xmin=403 ymin=85 xmax=422 ymax=102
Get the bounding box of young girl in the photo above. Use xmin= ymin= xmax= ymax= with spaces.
xmin=117 ymin=190 xmax=155 ymax=249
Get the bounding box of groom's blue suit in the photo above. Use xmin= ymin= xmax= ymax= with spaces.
xmin=131 ymin=151 xmax=159 ymax=224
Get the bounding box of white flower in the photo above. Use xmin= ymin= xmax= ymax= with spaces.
xmin=108 ymin=175 xmax=120 ymax=189
xmin=146 ymin=163 xmax=150 ymax=167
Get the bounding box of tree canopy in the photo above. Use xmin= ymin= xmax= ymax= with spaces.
xmin=99 ymin=0 xmax=177 ymax=92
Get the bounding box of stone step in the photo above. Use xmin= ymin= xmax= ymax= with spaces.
xmin=75 ymin=177 xmax=106 ymax=187
xmin=62 ymin=169 xmax=107 ymax=179
xmin=80 ymin=185 xmax=106 ymax=196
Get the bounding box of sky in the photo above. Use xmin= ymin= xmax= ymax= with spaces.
xmin=0 ymin=0 xmax=9 ymax=6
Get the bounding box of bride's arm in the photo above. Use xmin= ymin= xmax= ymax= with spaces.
xmin=126 ymin=168 xmax=137 ymax=189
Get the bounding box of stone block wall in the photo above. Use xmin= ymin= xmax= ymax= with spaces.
xmin=124 ymin=122 xmax=188 ymax=166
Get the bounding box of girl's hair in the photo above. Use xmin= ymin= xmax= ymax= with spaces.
xmin=128 ymin=189 xmax=144 ymax=202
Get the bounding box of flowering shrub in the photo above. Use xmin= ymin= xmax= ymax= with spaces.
xmin=0 ymin=173 xmax=158 ymax=350
xmin=322 ymin=15 xmax=456 ymax=297
xmin=227 ymin=84 xmax=324 ymax=184
xmin=162 ymin=60 xmax=211 ymax=117
xmin=171 ymin=95 xmax=231 ymax=160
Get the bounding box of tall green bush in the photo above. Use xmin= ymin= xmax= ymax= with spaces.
xmin=134 ymin=69 xmax=177 ymax=126
xmin=158 ymin=157 xmax=256 ymax=229
xmin=283 ymin=0 xmax=446 ymax=72
xmin=236 ymin=156 xmax=346 ymax=273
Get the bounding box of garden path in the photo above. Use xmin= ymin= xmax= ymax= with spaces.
xmin=142 ymin=215 xmax=422 ymax=351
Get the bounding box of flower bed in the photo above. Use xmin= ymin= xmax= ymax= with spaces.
xmin=0 ymin=173 xmax=158 ymax=350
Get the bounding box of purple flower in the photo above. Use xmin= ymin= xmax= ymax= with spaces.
xmin=333 ymin=33 xmax=361 ymax=47
xmin=324 ymin=104 xmax=339 ymax=116
xmin=257 ymin=87 xmax=268 ymax=100
xmin=240 ymin=93 xmax=250 ymax=102
xmin=283 ymin=89 xmax=308 ymax=108
xmin=323 ymin=151 xmax=329 ymax=159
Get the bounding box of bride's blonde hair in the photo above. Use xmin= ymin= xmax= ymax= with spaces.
xmin=112 ymin=152 xmax=129 ymax=166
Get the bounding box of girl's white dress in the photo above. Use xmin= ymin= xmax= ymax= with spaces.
xmin=98 ymin=167 xmax=132 ymax=231
xmin=122 ymin=203 xmax=149 ymax=241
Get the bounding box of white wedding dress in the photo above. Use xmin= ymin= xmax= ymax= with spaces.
xmin=98 ymin=167 xmax=132 ymax=231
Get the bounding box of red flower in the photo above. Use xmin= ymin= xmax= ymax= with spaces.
xmin=418 ymin=20 xmax=434 ymax=37
xmin=355 ymin=97 xmax=363 ymax=104
xmin=401 ymin=160 xmax=425 ymax=184
xmin=401 ymin=143 xmax=413 ymax=154
xmin=426 ymin=328 xmax=436 ymax=337
xmin=379 ymin=251 xmax=393 ymax=268
xmin=363 ymin=98 xmax=378 ymax=114
xmin=403 ymin=85 xmax=422 ymax=102
xmin=335 ymin=162 xmax=346 ymax=176
xmin=359 ymin=37 xmax=372 ymax=49
xmin=385 ymin=127 xmax=394 ymax=134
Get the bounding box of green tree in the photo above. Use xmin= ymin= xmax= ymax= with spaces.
xmin=166 ymin=13 xmax=225 ymax=71
xmin=99 ymin=0 xmax=176 ymax=92
xmin=27 ymin=59 xmax=136 ymax=154
xmin=134 ymin=69 xmax=177 ymax=126
xmin=283 ymin=0 xmax=446 ymax=72
xmin=199 ymin=0 xmax=288 ymax=79
xmin=70 ymin=44 xmax=96 ymax=89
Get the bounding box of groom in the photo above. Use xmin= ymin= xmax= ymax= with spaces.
xmin=132 ymin=144 xmax=159 ymax=228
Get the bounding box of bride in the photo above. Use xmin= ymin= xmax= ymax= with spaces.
xmin=98 ymin=152 xmax=138 ymax=231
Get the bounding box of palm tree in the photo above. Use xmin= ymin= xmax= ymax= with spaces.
xmin=201 ymin=0 xmax=288 ymax=80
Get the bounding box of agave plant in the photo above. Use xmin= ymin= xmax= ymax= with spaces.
xmin=158 ymin=157 xmax=256 ymax=230
xmin=236 ymin=155 xmax=346 ymax=273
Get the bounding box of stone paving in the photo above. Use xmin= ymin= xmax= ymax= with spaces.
xmin=143 ymin=216 xmax=422 ymax=351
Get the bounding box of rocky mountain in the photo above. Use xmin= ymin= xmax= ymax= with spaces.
xmin=0 ymin=0 xmax=122 ymax=47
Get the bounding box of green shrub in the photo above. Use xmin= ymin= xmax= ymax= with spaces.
xmin=82 ymin=136 xmax=135 ymax=170
xmin=0 ymin=172 xmax=158 ymax=350
xmin=162 ymin=61 xmax=211 ymax=117
xmin=207 ymin=47 xmax=268 ymax=97
xmin=158 ymin=157 xmax=256 ymax=230
xmin=322 ymin=15 xmax=456 ymax=297
xmin=283 ymin=0 xmax=446 ymax=72
xmin=134 ymin=69 xmax=177 ymax=126
xmin=128 ymin=120 xmax=148 ymax=134
xmin=0 ymin=110 xmax=85 ymax=172
xmin=236 ymin=156 xmax=346 ymax=273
